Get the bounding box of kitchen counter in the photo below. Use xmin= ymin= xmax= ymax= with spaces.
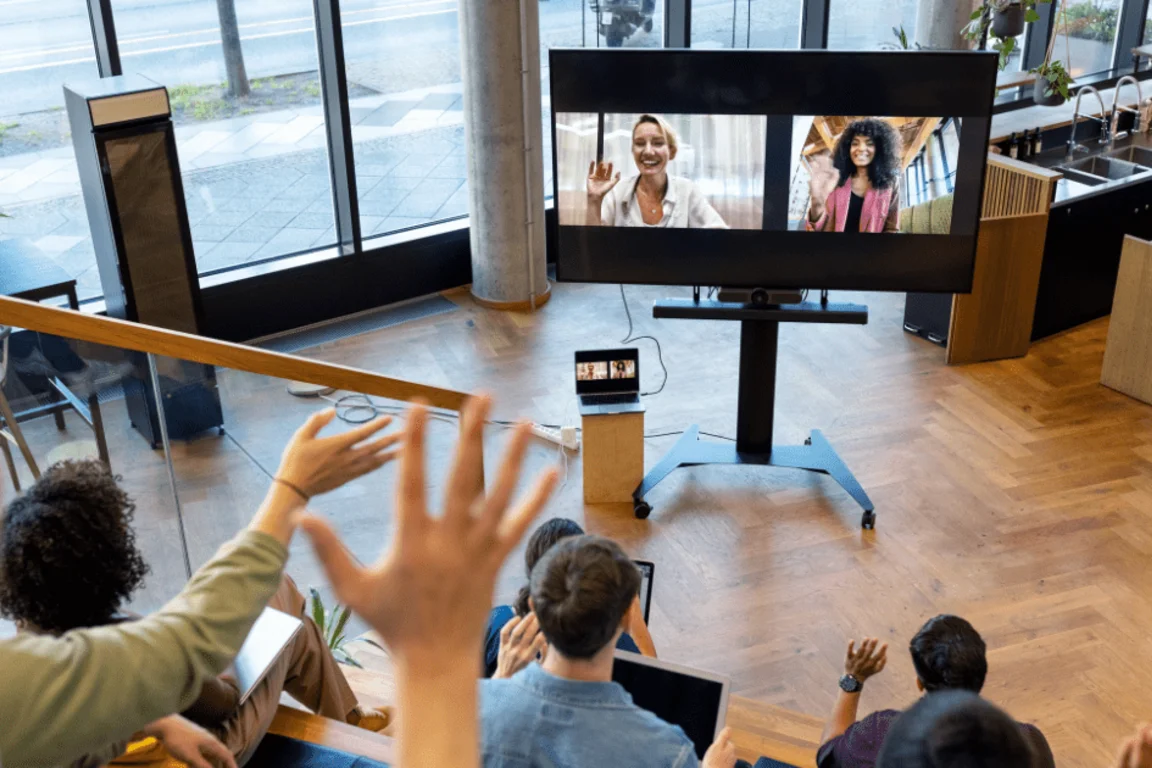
xmin=990 ymin=81 xmax=1146 ymax=144
xmin=1024 ymin=132 xmax=1152 ymax=205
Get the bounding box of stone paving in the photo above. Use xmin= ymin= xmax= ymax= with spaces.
xmin=0 ymin=81 xmax=486 ymax=302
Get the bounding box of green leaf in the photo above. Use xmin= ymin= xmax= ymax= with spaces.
xmin=1025 ymin=8 xmax=1039 ymax=22
xmin=971 ymin=7 xmax=986 ymax=20
xmin=331 ymin=605 xmax=352 ymax=646
xmin=335 ymin=649 xmax=363 ymax=668
xmin=356 ymin=637 xmax=388 ymax=653
xmin=308 ymin=587 xmax=326 ymax=632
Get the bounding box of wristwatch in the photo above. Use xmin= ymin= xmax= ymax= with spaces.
xmin=839 ymin=674 xmax=864 ymax=693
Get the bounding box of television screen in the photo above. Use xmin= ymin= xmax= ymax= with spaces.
xmin=549 ymin=50 xmax=998 ymax=293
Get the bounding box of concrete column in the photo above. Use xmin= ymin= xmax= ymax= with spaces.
xmin=915 ymin=0 xmax=982 ymax=49
xmin=458 ymin=0 xmax=550 ymax=309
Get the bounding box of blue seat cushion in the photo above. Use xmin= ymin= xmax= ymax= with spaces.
xmin=246 ymin=734 xmax=390 ymax=768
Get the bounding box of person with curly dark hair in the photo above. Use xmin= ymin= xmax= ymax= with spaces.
xmin=480 ymin=517 xmax=656 ymax=678
xmin=806 ymin=118 xmax=902 ymax=233
xmin=0 ymin=460 xmax=149 ymax=634
xmin=0 ymin=455 xmax=397 ymax=767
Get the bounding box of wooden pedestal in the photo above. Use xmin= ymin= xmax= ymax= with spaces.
xmin=1102 ymin=236 xmax=1152 ymax=405
xmin=581 ymin=410 xmax=644 ymax=504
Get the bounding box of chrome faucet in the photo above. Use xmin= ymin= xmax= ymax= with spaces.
xmin=1066 ymin=86 xmax=1109 ymax=160
xmin=1110 ymin=75 xmax=1144 ymax=142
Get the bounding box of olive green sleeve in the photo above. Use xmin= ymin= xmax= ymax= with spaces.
xmin=0 ymin=529 xmax=287 ymax=768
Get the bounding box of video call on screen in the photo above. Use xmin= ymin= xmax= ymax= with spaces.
xmin=576 ymin=359 xmax=637 ymax=381
xmin=556 ymin=112 xmax=960 ymax=236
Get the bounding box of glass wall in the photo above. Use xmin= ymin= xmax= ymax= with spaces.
xmin=1054 ymin=0 xmax=1121 ymax=78
xmin=0 ymin=4 xmax=99 ymax=300
xmin=340 ymin=1 xmax=467 ymax=240
xmin=691 ymin=0 xmax=803 ymax=49
xmin=827 ymin=0 xmax=918 ymax=49
xmin=106 ymin=0 xmax=335 ymax=274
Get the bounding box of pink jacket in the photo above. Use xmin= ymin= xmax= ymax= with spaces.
xmin=806 ymin=179 xmax=900 ymax=233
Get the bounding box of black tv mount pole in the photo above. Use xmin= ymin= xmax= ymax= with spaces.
xmin=632 ymin=295 xmax=877 ymax=530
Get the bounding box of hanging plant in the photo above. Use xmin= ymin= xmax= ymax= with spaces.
xmin=964 ymin=0 xmax=1053 ymax=70
xmin=1029 ymin=0 xmax=1074 ymax=106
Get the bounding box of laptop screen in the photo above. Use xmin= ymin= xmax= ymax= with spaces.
xmin=612 ymin=651 xmax=728 ymax=759
xmin=634 ymin=560 xmax=654 ymax=624
xmin=575 ymin=348 xmax=640 ymax=395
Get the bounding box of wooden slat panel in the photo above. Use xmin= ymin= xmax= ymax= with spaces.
xmin=0 ymin=295 xmax=470 ymax=411
xmin=1101 ymin=236 xmax=1152 ymax=404
xmin=981 ymin=155 xmax=1061 ymax=221
xmin=948 ymin=213 xmax=1050 ymax=364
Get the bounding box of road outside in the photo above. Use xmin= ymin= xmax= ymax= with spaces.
xmin=0 ymin=0 xmax=1132 ymax=301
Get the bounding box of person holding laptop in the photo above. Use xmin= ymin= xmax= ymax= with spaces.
xmin=479 ymin=535 xmax=735 ymax=768
xmin=0 ymin=458 xmax=396 ymax=767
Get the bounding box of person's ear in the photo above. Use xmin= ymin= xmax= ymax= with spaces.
xmin=668 ymin=145 xmax=677 ymax=161
xmin=528 ymin=597 xmax=535 ymax=614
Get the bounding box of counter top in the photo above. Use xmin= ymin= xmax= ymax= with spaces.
xmin=990 ymin=82 xmax=1146 ymax=144
xmin=1026 ymin=132 xmax=1152 ymax=206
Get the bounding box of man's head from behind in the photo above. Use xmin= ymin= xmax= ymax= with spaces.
xmin=909 ymin=615 xmax=988 ymax=694
xmin=529 ymin=535 xmax=639 ymax=660
xmin=0 ymin=460 xmax=149 ymax=634
xmin=877 ymin=690 xmax=1036 ymax=768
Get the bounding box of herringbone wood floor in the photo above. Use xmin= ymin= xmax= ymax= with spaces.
xmin=4 ymin=282 xmax=1151 ymax=766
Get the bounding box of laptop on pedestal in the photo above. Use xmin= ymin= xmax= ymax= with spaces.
xmin=576 ymin=348 xmax=644 ymax=416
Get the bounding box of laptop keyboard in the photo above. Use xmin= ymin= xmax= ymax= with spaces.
xmin=583 ymin=393 xmax=639 ymax=405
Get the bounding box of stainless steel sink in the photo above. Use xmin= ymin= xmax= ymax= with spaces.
xmin=1056 ymin=167 xmax=1109 ymax=187
xmin=1063 ymin=155 xmax=1151 ymax=180
xmin=1106 ymin=145 xmax=1152 ymax=166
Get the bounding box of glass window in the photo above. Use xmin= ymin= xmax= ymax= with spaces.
xmin=341 ymin=3 xmax=471 ymax=241
xmin=1054 ymin=0 xmax=1120 ymax=78
xmin=539 ymin=2 xmax=665 ymax=201
xmin=692 ymin=0 xmax=802 ymax=49
xmin=108 ymin=0 xmax=335 ymax=275
xmin=827 ymin=0 xmax=918 ymax=50
xmin=0 ymin=5 xmax=100 ymax=300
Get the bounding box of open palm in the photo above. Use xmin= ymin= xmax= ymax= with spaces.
xmin=587 ymin=160 xmax=621 ymax=200
xmin=808 ymin=152 xmax=839 ymax=208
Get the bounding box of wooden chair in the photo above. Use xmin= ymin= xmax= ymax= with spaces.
xmin=0 ymin=325 xmax=41 ymax=491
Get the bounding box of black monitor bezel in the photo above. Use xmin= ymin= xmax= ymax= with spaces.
xmin=548 ymin=48 xmax=998 ymax=293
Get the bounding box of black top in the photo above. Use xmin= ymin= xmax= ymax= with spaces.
xmin=843 ymin=192 xmax=865 ymax=233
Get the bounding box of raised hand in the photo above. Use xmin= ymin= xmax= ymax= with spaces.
xmin=807 ymin=152 xmax=839 ymax=221
xmin=300 ymin=396 xmax=559 ymax=667
xmin=276 ymin=409 xmax=401 ymax=499
xmin=1116 ymin=724 xmax=1152 ymax=768
xmin=587 ymin=160 xmax=622 ymax=200
xmin=494 ymin=612 xmax=548 ymax=679
xmin=844 ymin=637 xmax=888 ymax=683
xmin=703 ymin=726 xmax=737 ymax=768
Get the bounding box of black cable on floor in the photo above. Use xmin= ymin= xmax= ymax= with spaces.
xmin=619 ymin=284 xmax=668 ymax=396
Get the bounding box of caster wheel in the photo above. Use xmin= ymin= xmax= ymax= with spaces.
xmin=634 ymin=500 xmax=652 ymax=519
xmin=861 ymin=512 xmax=876 ymax=530
xmin=218 ymin=427 xmax=226 ymax=436
xmin=804 ymin=436 xmax=812 ymax=445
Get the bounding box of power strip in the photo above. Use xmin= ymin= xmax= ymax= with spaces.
xmin=531 ymin=423 xmax=579 ymax=451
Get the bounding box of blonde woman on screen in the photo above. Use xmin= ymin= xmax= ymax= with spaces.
xmin=585 ymin=114 xmax=728 ymax=229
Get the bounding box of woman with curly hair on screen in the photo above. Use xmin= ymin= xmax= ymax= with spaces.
xmin=806 ymin=118 xmax=902 ymax=233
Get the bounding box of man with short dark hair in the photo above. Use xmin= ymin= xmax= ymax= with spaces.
xmin=479 ymin=535 xmax=735 ymax=768
xmin=816 ymin=615 xmax=1053 ymax=768
xmin=876 ymin=690 xmax=1036 ymax=768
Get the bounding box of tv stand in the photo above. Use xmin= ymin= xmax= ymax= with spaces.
xmin=633 ymin=298 xmax=876 ymax=529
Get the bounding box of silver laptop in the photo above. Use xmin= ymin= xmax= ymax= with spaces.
xmin=612 ymin=650 xmax=730 ymax=760
xmin=230 ymin=607 xmax=303 ymax=705
xmin=576 ymin=348 xmax=643 ymax=415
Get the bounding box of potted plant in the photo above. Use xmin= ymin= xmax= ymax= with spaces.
xmin=1031 ymin=59 xmax=1073 ymax=106
xmin=309 ymin=587 xmax=385 ymax=667
xmin=964 ymin=0 xmax=1052 ymax=69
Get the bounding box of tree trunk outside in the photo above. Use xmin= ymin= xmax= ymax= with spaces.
xmin=216 ymin=0 xmax=250 ymax=98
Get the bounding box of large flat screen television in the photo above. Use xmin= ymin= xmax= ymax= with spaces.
xmin=549 ymin=49 xmax=998 ymax=293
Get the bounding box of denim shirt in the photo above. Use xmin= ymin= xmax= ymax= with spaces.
xmin=480 ymin=663 xmax=699 ymax=768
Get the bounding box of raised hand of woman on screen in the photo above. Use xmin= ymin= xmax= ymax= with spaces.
xmin=586 ymin=161 xmax=621 ymax=201
xmin=807 ymin=152 xmax=839 ymax=222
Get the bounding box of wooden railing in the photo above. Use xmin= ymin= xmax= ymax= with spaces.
xmin=0 ymin=295 xmax=470 ymax=411
xmin=981 ymin=153 xmax=1063 ymax=221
